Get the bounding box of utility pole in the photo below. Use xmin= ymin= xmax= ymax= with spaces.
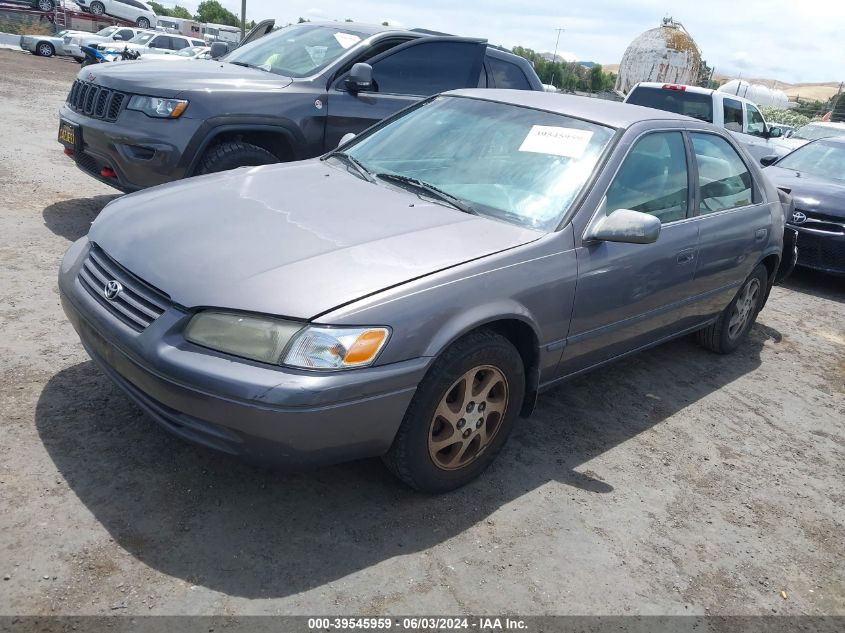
xmin=548 ymin=27 xmax=564 ymax=88
xmin=241 ymin=0 xmax=246 ymax=39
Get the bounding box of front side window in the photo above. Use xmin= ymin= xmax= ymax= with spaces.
xmin=150 ymin=36 xmax=170 ymax=49
xmin=118 ymin=29 xmax=134 ymax=40
xmin=97 ymin=26 xmax=118 ymax=37
xmin=343 ymin=96 xmax=615 ymax=230
xmin=224 ymin=24 xmax=366 ymax=77
xmin=690 ymin=133 xmax=753 ymax=214
xmin=131 ymin=32 xmax=155 ymax=45
xmin=605 ymin=132 xmax=689 ymax=224
xmin=723 ymin=98 xmax=743 ymax=132
xmin=745 ymin=103 xmax=766 ymax=137
xmin=370 ymin=41 xmax=483 ymax=96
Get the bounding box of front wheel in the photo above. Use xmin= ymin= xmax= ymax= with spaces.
xmin=36 ymin=42 xmax=55 ymax=57
xmin=383 ymin=329 xmax=525 ymax=492
xmin=35 ymin=0 xmax=55 ymax=11
xmin=89 ymin=1 xmax=105 ymax=15
xmin=696 ymin=264 xmax=768 ymax=354
xmin=136 ymin=17 xmax=150 ymax=28
xmin=196 ymin=141 xmax=278 ymax=175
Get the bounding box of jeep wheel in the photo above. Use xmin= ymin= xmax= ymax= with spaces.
xmin=89 ymin=1 xmax=105 ymax=15
xmin=136 ymin=17 xmax=150 ymax=28
xmin=383 ymin=329 xmax=525 ymax=493
xmin=196 ymin=141 xmax=279 ymax=175
xmin=36 ymin=42 xmax=55 ymax=57
xmin=696 ymin=264 xmax=768 ymax=354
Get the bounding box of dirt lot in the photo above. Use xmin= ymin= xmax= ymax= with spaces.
xmin=0 ymin=48 xmax=843 ymax=617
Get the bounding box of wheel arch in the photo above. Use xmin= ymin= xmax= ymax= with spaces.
xmin=184 ymin=122 xmax=305 ymax=176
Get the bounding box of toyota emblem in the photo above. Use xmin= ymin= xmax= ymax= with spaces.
xmin=791 ymin=211 xmax=807 ymax=225
xmin=86 ymin=72 xmax=95 ymax=82
xmin=104 ymin=280 xmax=123 ymax=301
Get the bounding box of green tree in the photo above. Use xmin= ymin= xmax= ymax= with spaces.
xmin=832 ymin=93 xmax=845 ymax=123
xmin=195 ymin=0 xmax=241 ymax=27
xmin=297 ymin=17 xmax=310 ymax=23
xmin=171 ymin=5 xmax=192 ymax=19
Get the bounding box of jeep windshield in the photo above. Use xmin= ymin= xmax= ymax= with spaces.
xmin=224 ymin=24 xmax=366 ymax=78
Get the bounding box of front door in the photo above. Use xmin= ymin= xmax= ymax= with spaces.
xmin=324 ymin=37 xmax=487 ymax=151
xmin=561 ymin=131 xmax=701 ymax=374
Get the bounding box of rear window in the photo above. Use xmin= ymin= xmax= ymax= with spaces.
xmin=626 ymin=86 xmax=713 ymax=123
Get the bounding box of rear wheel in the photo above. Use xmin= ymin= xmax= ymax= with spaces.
xmin=36 ymin=42 xmax=54 ymax=57
xmin=696 ymin=264 xmax=768 ymax=354
xmin=383 ymin=329 xmax=525 ymax=492
xmin=136 ymin=17 xmax=150 ymax=28
xmin=89 ymin=1 xmax=105 ymax=16
xmin=35 ymin=0 xmax=55 ymax=11
xmin=196 ymin=141 xmax=279 ymax=175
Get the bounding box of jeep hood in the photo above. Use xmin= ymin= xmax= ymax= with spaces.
xmin=88 ymin=161 xmax=542 ymax=319
xmin=78 ymin=59 xmax=292 ymax=98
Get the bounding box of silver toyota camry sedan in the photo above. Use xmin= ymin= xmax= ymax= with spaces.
xmin=59 ymin=90 xmax=793 ymax=492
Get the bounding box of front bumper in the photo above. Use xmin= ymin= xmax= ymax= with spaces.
xmin=59 ymin=238 xmax=428 ymax=466
xmin=791 ymin=225 xmax=845 ymax=275
xmin=58 ymin=103 xmax=200 ymax=192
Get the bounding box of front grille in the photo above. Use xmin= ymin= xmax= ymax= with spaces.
xmin=78 ymin=245 xmax=169 ymax=331
xmin=796 ymin=231 xmax=845 ymax=272
xmin=790 ymin=209 xmax=845 ymax=235
xmin=66 ymin=80 xmax=127 ymax=122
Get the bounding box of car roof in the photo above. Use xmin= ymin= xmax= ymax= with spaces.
xmin=445 ymin=89 xmax=694 ymax=128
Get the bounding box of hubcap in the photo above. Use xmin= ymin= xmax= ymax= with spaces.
xmin=728 ymin=278 xmax=761 ymax=339
xmin=428 ymin=365 xmax=508 ymax=471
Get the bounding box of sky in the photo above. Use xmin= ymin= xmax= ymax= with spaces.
xmin=162 ymin=0 xmax=844 ymax=84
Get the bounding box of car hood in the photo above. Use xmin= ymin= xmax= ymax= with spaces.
xmin=769 ymin=137 xmax=808 ymax=153
xmin=77 ymin=59 xmax=292 ymax=98
xmin=764 ymin=166 xmax=845 ymax=218
xmin=88 ymin=161 xmax=543 ymax=319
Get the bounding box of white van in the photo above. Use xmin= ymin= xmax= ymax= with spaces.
xmin=625 ymin=82 xmax=790 ymax=161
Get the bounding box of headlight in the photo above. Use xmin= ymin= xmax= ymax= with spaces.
xmin=284 ymin=326 xmax=390 ymax=370
xmin=185 ymin=311 xmax=302 ymax=364
xmin=127 ymin=95 xmax=189 ymax=118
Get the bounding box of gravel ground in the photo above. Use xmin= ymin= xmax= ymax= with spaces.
xmin=0 ymin=48 xmax=843 ymax=617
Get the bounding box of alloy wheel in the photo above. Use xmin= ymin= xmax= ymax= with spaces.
xmin=37 ymin=0 xmax=54 ymax=11
xmin=137 ymin=17 xmax=149 ymax=28
xmin=728 ymin=278 xmax=760 ymax=340
xmin=90 ymin=2 xmax=104 ymax=15
xmin=428 ymin=365 xmax=509 ymax=470
xmin=37 ymin=43 xmax=53 ymax=57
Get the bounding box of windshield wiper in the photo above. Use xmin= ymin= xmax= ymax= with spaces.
xmin=227 ymin=60 xmax=269 ymax=72
xmin=323 ymin=152 xmax=375 ymax=183
xmin=375 ymin=173 xmax=478 ymax=215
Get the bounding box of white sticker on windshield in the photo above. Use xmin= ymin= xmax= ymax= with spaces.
xmin=334 ymin=32 xmax=361 ymax=49
xmin=518 ymin=126 xmax=593 ymax=158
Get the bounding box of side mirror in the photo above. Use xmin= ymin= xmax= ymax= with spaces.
xmin=586 ymin=208 xmax=661 ymax=244
xmin=345 ymin=62 xmax=373 ymax=93
xmin=338 ymin=132 xmax=356 ymax=148
xmin=767 ymin=126 xmax=783 ymax=138
xmin=209 ymin=41 xmax=228 ymax=59
xmin=760 ymin=155 xmax=780 ymax=167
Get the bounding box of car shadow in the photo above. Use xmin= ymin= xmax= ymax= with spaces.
xmin=42 ymin=195 xmax=119 ymax=242
xmin=35 ymin=325 xmax=776 ymax=599
xmin=779 ymin=267 xmax=845 ymax=303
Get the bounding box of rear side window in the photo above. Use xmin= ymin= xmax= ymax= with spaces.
xmin=626 ymin=86 xmax=713 ymax=123
xmin=606 ymin=131 xmax=689 ymax=224
xmin=487 ymin=57 xmax=531 ymax=90
xmin=690 ymin=133 xmax=753 ymax=214
xmin=723 ymin=98 xmax=743 ymax=132
xmin=371 ymin=41 xmax=482 ymax=96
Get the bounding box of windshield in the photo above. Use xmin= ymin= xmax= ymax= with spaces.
xmin=97 ymin=27 xmax=118 ymax=37
xmin=224 ymin=24 xmax=365 ymax=77
xmin=778 ymin=141 xmax=845 ymax=181
xmin=626 ymin=86 xmax=714 ymax=123
xmin=792 ymin=124 xmax=845 ymax=141
xmin=343 ymin=96 xmax=615 ymax=231
xmin=131 ymin=32 xmax=155 ymax=45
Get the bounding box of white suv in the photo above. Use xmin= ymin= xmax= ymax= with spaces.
xmin=101 ymin=31 xmax=205 ymax=55
xmin=75 ymin=0 xmax=157 ymax=29
xmin=625 ymin=82 xmax=791 ymax=161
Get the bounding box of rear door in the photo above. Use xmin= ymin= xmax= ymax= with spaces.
xmin=324 ymin=37 xmax=487 ymax=151
xmin=561 ymin=130 xmax=701 ymax=373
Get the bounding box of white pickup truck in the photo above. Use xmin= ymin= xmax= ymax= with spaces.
xmin=625 ymin=82 xmax=791 ymax=162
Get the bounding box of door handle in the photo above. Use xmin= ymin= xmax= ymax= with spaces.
xmin=755 ymin=228 xmax=768 ymax=242
xmin=676 ymin=248 xmax=695 ymax=265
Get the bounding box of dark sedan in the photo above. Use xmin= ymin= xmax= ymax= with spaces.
xmin=764 ymin=137 xmax=845 ymax=275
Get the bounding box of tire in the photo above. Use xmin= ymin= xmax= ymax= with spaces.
xmin=89 ymin=1 xmax=105 ymax=16
xmin=383 ymin=329 xmax=525 ymax=493
xmin=136 ymin=17 xmax=150 ymax=28
xmin=696 ymin=264 xmax=768 ymax=354
xmin=36 ymin=42 xmax=54 ymax=57
xmin=196 ymin=141 xmax=279 ymax=175
xmin=35 ymin=0 xmax=55 ymax=11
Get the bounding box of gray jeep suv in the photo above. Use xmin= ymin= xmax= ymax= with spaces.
xmin=57 ymin=22 xmax=543 ymax=192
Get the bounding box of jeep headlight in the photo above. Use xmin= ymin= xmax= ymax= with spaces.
xmin=127 ymin=95 xmax=189 ymax=118
xmin=185 ymin=312 xmax=389 ymax=369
